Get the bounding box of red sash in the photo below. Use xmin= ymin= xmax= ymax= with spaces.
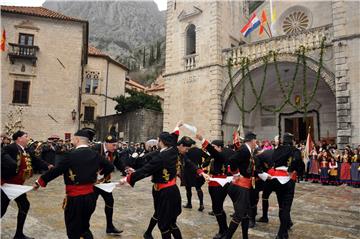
xmin=66 ymin=184 xmax=94 ymax=197
xmin=153 ymin=178 xmax=176 ymax=191
xmin=232 ymin=177 xmax=252 ymax=189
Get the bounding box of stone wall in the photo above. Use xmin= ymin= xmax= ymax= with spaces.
xmin=95 ymin=109 xmax=163 ymax=143
xmin=332 ymin=0 xmax=360 ymax=147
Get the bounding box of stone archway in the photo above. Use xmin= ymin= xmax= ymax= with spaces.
xmin=221 ymin=55 xmax=336 ymax=144
xmin=222 ymin=53 xmax=335 ymax=107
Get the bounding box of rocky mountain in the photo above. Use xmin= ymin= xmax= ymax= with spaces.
xmin=43 ymin=0 xmax=166 ymax=73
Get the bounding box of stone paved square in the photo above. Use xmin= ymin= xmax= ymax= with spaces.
xmin=1 ymin=173 xmax=359 ymax=239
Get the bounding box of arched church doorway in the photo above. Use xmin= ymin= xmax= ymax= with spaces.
xmin=222 ymin=60 xmax=336 ymax=145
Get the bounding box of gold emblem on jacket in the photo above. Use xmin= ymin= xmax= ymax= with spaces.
xmin=162 ymin=168 xmax=170 ymax=182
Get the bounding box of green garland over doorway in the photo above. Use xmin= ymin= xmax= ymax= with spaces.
xmin=227 ymin=37 xmax=326 ymax=129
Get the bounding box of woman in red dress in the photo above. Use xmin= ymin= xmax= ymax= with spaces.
xmin=340 ymin=149 xmax=351 ymax=184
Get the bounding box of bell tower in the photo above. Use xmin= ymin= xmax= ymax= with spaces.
xmin=163 ymin=0 xmax=244 ymax=139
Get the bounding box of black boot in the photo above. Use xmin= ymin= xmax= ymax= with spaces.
xmin=257 ymin=216 xmax=269 ymax=223
xmin=215 ymin=211 xmax=228 ymax=235
xmin=13 ymin=235 xmax=34 ymax=239
xmin=171 ymin=225 xmax=182 ymax=239
xmin=105 ymin=206 xmax=123 ymax=235
xmin=197 ymin=189 xmax=204 ymax=211
xmin=143 ymin=217 xmax=157 ymax=238
xmin=185 ymin=186 xmax=192 ymax=208
xmin=241 ymin=217 xmax=249 ymax=239
xmin=14 ymin=205 xmax=31 ymax=239
xmin=161 ymin=230 xmax=171 ymax=239
xmin=222 ymin=219 xmax=240 ymax=239
xmin=259 ymin=198 xmax=269 ymax=222
xmin=248 ymin=217 xmax=256 ymax=228
xmin=82 ymin=230 xmax=94 ymax=239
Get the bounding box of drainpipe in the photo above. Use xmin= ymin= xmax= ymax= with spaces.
xmin=104 ymin=60 xmax=110 ymax=116
xmin=78 ymin=65 xmax=84 ymax=130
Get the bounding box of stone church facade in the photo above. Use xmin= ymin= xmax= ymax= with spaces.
xmin=163 ymin=0 xmax=360 ymax=148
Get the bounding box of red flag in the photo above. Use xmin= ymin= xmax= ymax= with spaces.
xmin=233 ymin=130 xmax=241 ymax=150
xmin=1 ymin=29 xmax=6 ymax=51
xmin=259 ymin=10 xmax=267 ymax=36
xmin=304 ymin=131 xmax=314 ymax=171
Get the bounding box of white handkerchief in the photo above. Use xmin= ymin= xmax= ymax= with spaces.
xmin=94 ymin=183 xmax=117 ymax=193
xmin=258 ymin=172 xmax=271 ymax=181
xmin=1 ymin=183 xmax=33 ymax=200
xmin=183 ymin=123 xmax=197 ymax=134
xmin=274 ymin=176 xmax=291 ymax=185
xmin=209 ymin=176 xmax=233 ymax=187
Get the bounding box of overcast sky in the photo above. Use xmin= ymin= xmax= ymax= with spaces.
xmin=1 ymin=0 xmax=167 ymax=11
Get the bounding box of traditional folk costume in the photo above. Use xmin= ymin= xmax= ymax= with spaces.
xmin=125 ymin=129 xmax=183 ymax=239
xmin=268 ymin=133 xmax=305 ymax=239
xmin=36 ymin=130 xmax=114 ymax=239
xmin=93 ymin=135 xmax=124 ymax=235
xmin=220 ymin=132 xmax=257 ymax=239
xmin=1 ymin=131 xmax=49 ymax=239
xmin=201 ymin=139 xmax=235 ymax=239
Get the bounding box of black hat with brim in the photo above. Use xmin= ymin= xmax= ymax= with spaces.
xmin=81 ymin=128 xmax=96 ymax=141
xmin=283 ymin=133 xmax=294 ymax=144
xmin=74 ymin=130 xmax=90 ymax=139
xmin=211 ymin=140 xmax=224 ymax=148
xmin=159 ymin=132 xmax=174 ymax=146
xmin=177 ymin=136 xmax=195 ymax=147
xmin=105 ymin=135 xmax=117 ymax=143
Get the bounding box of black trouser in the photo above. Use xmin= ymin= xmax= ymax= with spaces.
xmin=261 ymin=181 xmax=273 ymax=219
xmin=153 ymin=185 xmax=182 ymax=239
xmin=185 ymin=185 xmax=203 ymax=206
xmin=208 ymin=184 xmax=229 ymax=234
xmin=65 ymin=193 xmax=97 ymax=239
xmin=94 ymin=186 xmax=115 ymax=229
xmin=249 ymin=180 xmax=263 ymax=223
xmin=225 ymin=183 xmax=250 ymax=239
xmin=1 ymin=190 xmax=30 ymax=237
xmin=271 ymin=179 xmax=295 ymax=239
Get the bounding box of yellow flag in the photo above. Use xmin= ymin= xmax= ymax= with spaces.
xmin=271 ymin=5 xmax=277 ymax=23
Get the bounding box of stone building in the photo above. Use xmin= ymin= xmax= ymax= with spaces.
xmin=1 ymin=6 xmax=128 ymax=140
xmin=81 ymin=46 xmax=128 ymax=130
xmin=1 ymin=6 xmax=88 ymax=140
xmin=163 ymin=0 xmax=360 ymax=148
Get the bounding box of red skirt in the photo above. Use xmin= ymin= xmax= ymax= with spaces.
xmin=340 ymin=162 xmax=351 ymax=180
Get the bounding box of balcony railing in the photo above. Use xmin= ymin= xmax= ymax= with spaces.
xmin=184 ymin=54 xmax=197 ymax=70
xmin=8 ymin=43 xmax=39 ymax=66
xmin=223 ymin=24 xmax=333 ymax=67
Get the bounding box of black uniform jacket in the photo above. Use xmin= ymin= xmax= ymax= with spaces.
xmin=2 ymin=143 xmax=49 ymax=179
xmin=229 ymin=144 xmax=253 ymax=178
xmin=271 ymin=145 xmax=305 ymax=176
xmin=38 ymin=146 xmax=114 ymax=186
xmin=127 ymin=132 xmax=179 ymax=187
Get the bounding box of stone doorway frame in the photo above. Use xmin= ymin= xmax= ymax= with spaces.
xmin=279 ymin=110 xmax=320 ymax=142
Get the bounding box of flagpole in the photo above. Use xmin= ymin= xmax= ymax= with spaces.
xmin=266 ymin=21 xmax=272 ymax=37
xmin=263 ymin=24 xmax=271 ymax=38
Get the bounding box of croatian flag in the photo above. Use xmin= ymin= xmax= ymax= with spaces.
xmin=241 ymin=13 xmax=261 ymax=37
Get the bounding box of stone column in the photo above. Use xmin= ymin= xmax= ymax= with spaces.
xmin=332 ymin=0 xmax=351 ymax=148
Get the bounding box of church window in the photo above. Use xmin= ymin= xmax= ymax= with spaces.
xmin=185 ymin=24 xmax=196 ymax=55
xmin=282 ymin=10 xmax=310 ymax=34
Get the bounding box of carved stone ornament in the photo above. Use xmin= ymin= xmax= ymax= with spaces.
xmin=178 ymin=6 xmax=202 ymax=21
